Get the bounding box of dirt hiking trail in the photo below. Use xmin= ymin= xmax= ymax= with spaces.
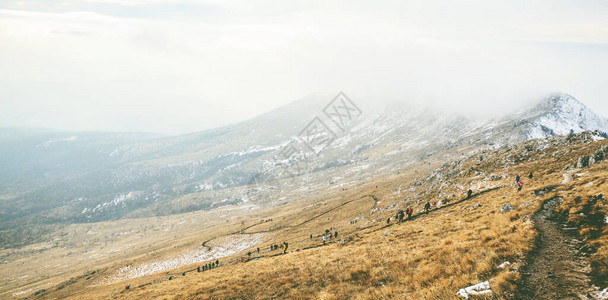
xmin=519 ymin=196 xmax=594 ymax=299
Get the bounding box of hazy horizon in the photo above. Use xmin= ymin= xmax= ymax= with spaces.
xmin=1 ymin=0 xmax=607 ymax=134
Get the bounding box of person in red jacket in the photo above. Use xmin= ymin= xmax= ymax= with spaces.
xmin=517 ymin=180 xmax=524 ymax=192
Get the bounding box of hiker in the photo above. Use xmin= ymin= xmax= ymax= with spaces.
xmin=283 ymin=242 xmax=288 ymax=254
xmin=197 ymin=266 xmax=200 ymax=272
xmin=517 ymin=180 xmax=524 ymax=192
xmin=257 ymin=247 xmax=260 ymax=253
xmin=467 ymin=189 xmax=473 ymax=199
xmin=323 ymin=235 xmax=327 ymax=244
xmin=424 ymin=202 xmax=431 ymax=211
xmin=247 ymin=251 xmax=251 ymax=257
xmin=216 ymin=259 xmax=219 ymax=266
xmin=407 ymin=207 xmax=413 ymax=219
xmin=528 ymin=172 xmax=533 ymax=179
xmin=515 ymin=174 xmax=520 ymax=183
xmin=125 ymin=284 xmax=130 ymax=290
xmin=329 ymin=233 xmax=333 ymax=239
xmin=334 ymin=231 xmax=338 ymax=238
xmin=310 ymin=234 xmax=313 ymax=239
xmin=396 ymin=210 xmax=404 ymax=223
xmin=386 ymin=217 xmax=391 ymax=224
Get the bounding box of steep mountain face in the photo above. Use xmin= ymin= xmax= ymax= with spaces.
xmin=1 ymin=92 xmax=606 ymax=247
xmin=519 ymin=93 xmax=608 ymax=140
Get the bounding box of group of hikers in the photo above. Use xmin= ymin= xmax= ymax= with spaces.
xmin=383 ymin=171 xmax=530 ymax=225
xmin=515 ymin=173 xmax=532 ymax=192
xmin=269 ymin=242 xmax=289 ymax=254
xmin=196 ymin=259 xmax=220 ymax=272
xmin=391 ymin=206 xmax=415 ymax=223
xmin=246 ymin=247 xmax=261 ymax=257
xmin=318 ymin=228 xmax=339 ymax=244
xmin=124 ymin=171 xmax=535 ymax=293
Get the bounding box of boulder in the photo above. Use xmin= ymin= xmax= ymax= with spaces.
xmin=594 ymin=149 xmax=605 ymax=163
xmin=501 ymin=203 xmax=513 ymax=214
xmin=576 ymin=155 xmax=590 ymax=168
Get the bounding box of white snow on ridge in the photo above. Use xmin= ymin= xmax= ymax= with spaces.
xmin=36 ymin=136 xmax=77 ymax=148
xmin=81 ymin=192 xmax=135 ymax=214
xmin=526 ymin=94 xmax=608 ymax=140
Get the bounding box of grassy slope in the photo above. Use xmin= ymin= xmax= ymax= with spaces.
xmin=24 ymin=134 xmax=608 ymax=299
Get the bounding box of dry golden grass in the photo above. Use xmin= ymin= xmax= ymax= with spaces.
xmin=8 ymin=134 xmax=608 ymax=299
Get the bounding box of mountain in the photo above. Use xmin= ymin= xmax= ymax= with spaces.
xmin=1 ymin=92 xmax=607 ymax=248
xmin=517 ymin=93 xmax=608 ymax=140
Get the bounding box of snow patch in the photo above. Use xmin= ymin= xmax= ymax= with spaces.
xmin=36 ymin=136 xmax=77 ymax=148
xmin=12 ymin=287 xmax=34 ymax=296
xmin=456 ymin=281 xmax=492 ymax=299
xmin=97 ymin=233 xmax=265 ymax=285
xmin=82 ymin=192 xmax=135 ymax=214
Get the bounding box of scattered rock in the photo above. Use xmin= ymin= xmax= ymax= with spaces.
xmin=501 ymin=203 xmax=513 ymax=214
xmin=498 ymin=261 xmax=511 ymax=268
xmin=519 ymin=200 xmax=536 ymax=208
xmin=577 ymin=155 xmax=591 ymax=168
xmin=383 ymin=231 xmax=390 ymax=236
xmin=562 ymin=173 xmax=573 ymax=184
xmin=471 ymin=204 xmax=481 ymax=209
xmin=34 ymin=289 xmax=46 ymax=296
xmin=489 ymin=174 xmax=502 ymax=181
xmin=590 ymin=287 xmax=608 ymax=299
xmin=594 ymin=150 xmax=605 ymax=163
xmin=456 ymin=281 xmax=492 ymax=299
xmin=534 ymin=185 xmax=557 ymax=196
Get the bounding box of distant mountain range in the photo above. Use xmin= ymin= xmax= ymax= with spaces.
xmin=1 ymin=92 xmax=606 ymax=247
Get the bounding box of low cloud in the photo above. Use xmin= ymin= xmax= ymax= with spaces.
xmin=0 ymin=1 xmax=607 ymax=134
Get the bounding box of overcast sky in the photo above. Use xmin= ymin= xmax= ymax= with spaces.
xmin=1 ymin=0 xmax=607 ymax=134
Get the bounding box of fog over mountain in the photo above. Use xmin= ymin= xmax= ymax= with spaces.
xmin=2 ymin=2 xmax=608 ymax=298
xmin=1 ymin=92 xmax=606 ymax=249
xmin=1 ymin=1 xmax=607 ymax=134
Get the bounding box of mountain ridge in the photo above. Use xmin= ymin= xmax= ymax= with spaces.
xmin=1 ymin=92 xmax=607 ymax=246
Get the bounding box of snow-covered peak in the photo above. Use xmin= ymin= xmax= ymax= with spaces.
xmin=525 ymin=93 xmax=608 ymax=140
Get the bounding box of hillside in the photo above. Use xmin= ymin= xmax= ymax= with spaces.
xmin=2 ymin=92 xmax=608 ymax=299
xmin=2 ymin=93 xmax=607 ymax=250
xmin=3 ymin=131 xmax=607 ymax=299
